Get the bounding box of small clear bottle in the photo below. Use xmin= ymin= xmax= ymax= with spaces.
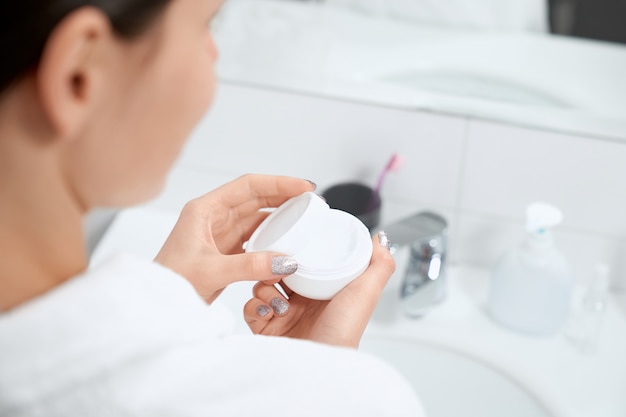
xmin=566 ymin=263 xmax=611 ymax=354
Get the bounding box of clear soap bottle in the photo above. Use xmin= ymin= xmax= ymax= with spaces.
xmin=487 ymin=202 xmax=574 ymax=336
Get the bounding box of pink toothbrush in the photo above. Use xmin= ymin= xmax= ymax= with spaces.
xmin=373 ymin=153 xmax=405 ymax=196
xmin=365 ymin=153 xmax=404 ymax=213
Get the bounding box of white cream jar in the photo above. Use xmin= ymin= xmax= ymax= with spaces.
xmin=245 ymin=192 xmax=373 ymax=300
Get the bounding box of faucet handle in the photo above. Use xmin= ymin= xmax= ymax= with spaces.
xmin=382 ymin=211 xmax=448 ymax=318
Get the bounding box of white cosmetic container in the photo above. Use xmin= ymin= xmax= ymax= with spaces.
xmin=246 ymin=192 xmax=373 ymax=300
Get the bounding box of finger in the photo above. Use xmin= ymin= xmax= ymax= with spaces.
xmin=216 ymin=210 xmax=271 ymax=255
xmin=243 ymin=297 xmax=274 ymax=334
xmin=211 ymin=175 xmax=316 ymax=216
xmin=210 ymin=252 xmax=298 ymax=289
xmin=337 ymin=232 xmax=396 ymax=313
xmin=238 ymin=210 xmax=271 ymax=242
xmin=355 ymin=231 xmax=396 ymax=292
xmin=309 ymin=233 xmax=395 ymax=346
xmin=252 ymin=281 xmax=290 ymax=316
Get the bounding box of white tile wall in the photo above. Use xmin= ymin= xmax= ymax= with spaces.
xmin=177 ymin=82 xmax=467 ymax=209
xmin=457 ymin=121 xmax=626 ymax=290
xmin=451 ymin=213 xmax=626 ymax=287
xmin=460 ymin=121 xmax=626 ymax=238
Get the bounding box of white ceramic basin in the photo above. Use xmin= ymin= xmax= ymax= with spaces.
xmin=360 ymin=336 xmax=553 ymax=417
xmin=351 ymin=34 xmax=626 ymax=116
xmin=212 ymin=0 xmax=626 ymax=139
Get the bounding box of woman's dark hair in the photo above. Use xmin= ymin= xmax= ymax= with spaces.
xmin=0 ymin=0 xmax=171 ymax=94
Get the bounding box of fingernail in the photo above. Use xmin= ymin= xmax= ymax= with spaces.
xmin=256 ymin=305 xmax=271 ymax=317
xmin=270 ymin=297 xmax=289 ymax=315
xmin=272 ymin=256 xmax=298 ymax=275
xmin=305 ymin=180 xmax=318 ymax=191
xmin=378 ymin=230 xmax=391 ymax=250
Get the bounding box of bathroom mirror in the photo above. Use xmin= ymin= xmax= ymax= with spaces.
xmin=212 ymin=0 xmax=626 ymax=141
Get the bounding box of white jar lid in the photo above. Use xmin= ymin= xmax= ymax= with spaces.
xmin=246 ymin=192 xmax=373 ymax=300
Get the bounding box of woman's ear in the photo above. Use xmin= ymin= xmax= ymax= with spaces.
xmin=36 ymin=7 xmax=113 ymax=140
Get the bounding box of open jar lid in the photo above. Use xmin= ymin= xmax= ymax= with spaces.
xmin=246 ymin=192 xmax=328 ymax=254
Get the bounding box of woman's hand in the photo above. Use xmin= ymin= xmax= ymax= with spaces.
xmin=155 ymin=174 xmax=316 ymax=303
xmin=243 ymin=231 xmax=395 ymax=348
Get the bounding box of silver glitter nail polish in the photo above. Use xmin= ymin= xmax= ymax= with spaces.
xmin=272 ymin=256 xmax=298 ymax=275
xmin=269 ymin=297 xmax=289 ymax=315
xmin=256 ymin=305 xmax=271 ymax=317
xmin=378 ymin=230 xmax=391 ymax=250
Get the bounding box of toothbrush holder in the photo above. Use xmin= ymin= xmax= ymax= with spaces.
xmin=321 ymin=182 xmax=381 ymax=231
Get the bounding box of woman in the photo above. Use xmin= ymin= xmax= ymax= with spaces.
xmin=0 ymin=1 xmax=423 ymax=415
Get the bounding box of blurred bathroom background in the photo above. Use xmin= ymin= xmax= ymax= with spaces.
xmin=84 ymin=3 xmax=626 ymax=415
xmin=294 ymin=0 xmax=626 ymax=43
xmin=87 ymin=0 xmax=626 ymax=295
xmin=548 ymin=0 xmax=625 ymax=43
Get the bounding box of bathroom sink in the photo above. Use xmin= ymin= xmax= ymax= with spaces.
xmin=213 ymin=0 xmax=626 ymax=140
xmin=360 ymin=336 xmax=553 ymax=417
xmin=352 ymin=33 xmax=626 ymax=117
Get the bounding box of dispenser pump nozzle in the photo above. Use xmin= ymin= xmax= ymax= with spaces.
xmin=525 ymin=202 xmax=563 ymax=241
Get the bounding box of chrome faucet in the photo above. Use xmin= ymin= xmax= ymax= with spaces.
xmin=383 ymin=212 xmax=448 ymax=318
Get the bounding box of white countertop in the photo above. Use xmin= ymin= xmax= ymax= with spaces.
xmin=92 ymin=168 xmax=626 ymax=417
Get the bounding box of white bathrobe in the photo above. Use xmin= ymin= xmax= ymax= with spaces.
xmin=0 ymin=253 xmax=424 ymax=416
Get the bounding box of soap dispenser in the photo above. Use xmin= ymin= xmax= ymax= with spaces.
xmin=487 ymin=202 xmax=574 ymax=336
